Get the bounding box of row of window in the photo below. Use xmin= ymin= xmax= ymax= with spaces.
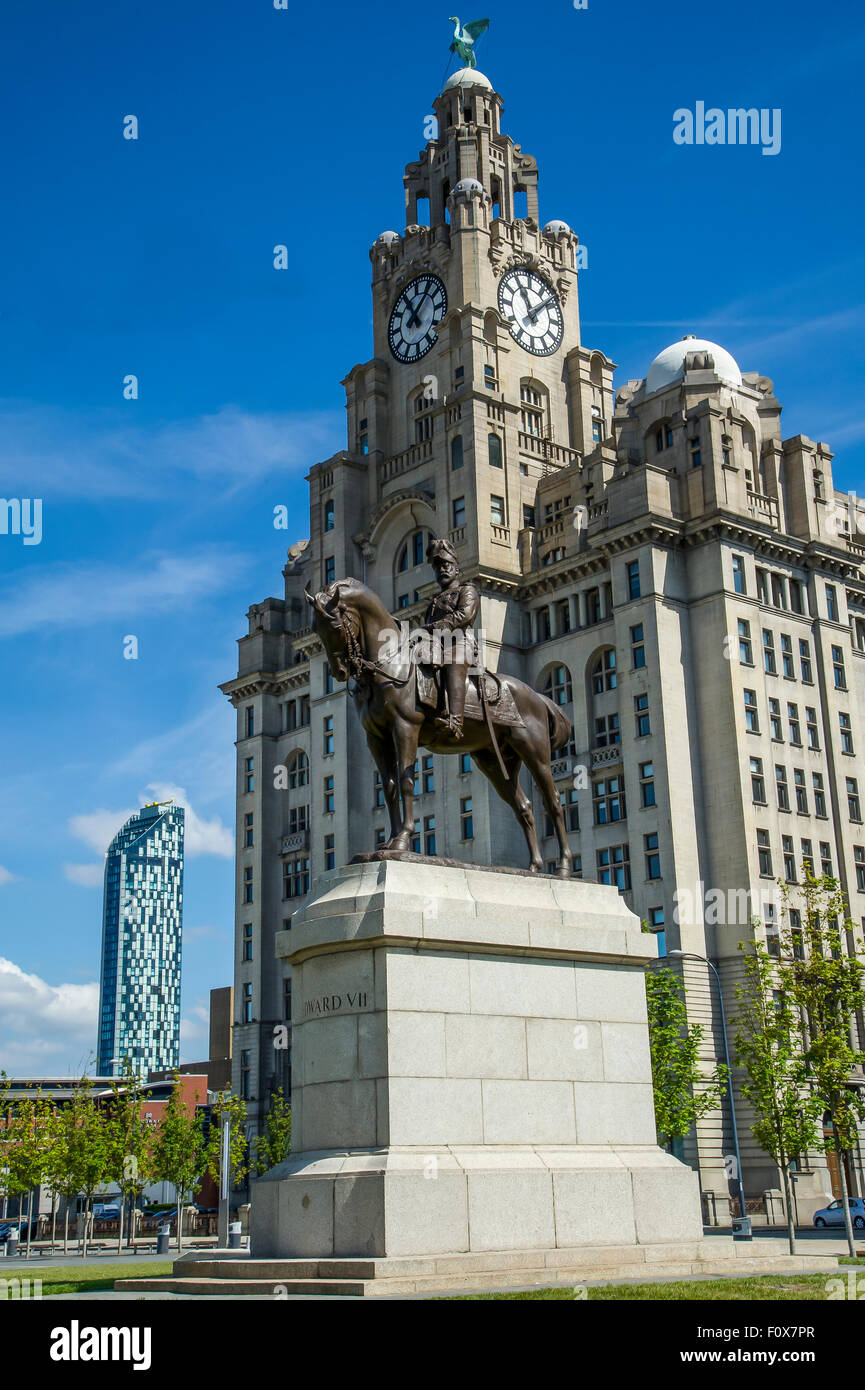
xmin=737 ymin=620 xmax=845 ymax=689
xmin=596 ymin=835 xmax=662 ymax=890
xmin=753 ymin=829 xmax=865 ymax=890
xmin=743 ymin=690 xmax=855 ymax=753
xmin=750 ymin=758 xmax=861 ymax=821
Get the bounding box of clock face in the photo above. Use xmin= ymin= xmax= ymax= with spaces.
xmin=388 ymin=274 xmax=447 ymax=363
xmin=497 ymin=268 xmax=564 ymax=356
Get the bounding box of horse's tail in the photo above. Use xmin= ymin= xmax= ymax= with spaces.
xmin=540 ymin=693 xmax=573 ymax=754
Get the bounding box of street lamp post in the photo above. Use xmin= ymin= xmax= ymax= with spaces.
xmin=660 ymin=949 xmax=752 ymax=1240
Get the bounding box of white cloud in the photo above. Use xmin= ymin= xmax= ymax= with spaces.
xmin=0 ymin=402 xmax=343 ymax=500
xmin=63 ymin=863 xmax=105 ymax=888
xmin=0 ymin=957 xmax=98 ymax=1077
xmin=0 ymin=865 xmax=17 ymax=886
xmin=0 ymin=547 xmax=251 ymax=640
xmin=67 ymin=785 xmax=232 ymax=861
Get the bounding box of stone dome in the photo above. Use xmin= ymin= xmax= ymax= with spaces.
xmin=443 ymin=67 xmax=493 ymax=92
xmin=645 ymin=335 xmax=742 ymax=394
xmin=451 ymin=177 xmax=485 ymax=197
xmin=542 ymin=220 xmax=572 ymax=238
xmin=374 ymin=230 xmax=400 ymax=245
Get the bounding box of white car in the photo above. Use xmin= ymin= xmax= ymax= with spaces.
xmin=813 ymin=1197 xmax=865 ymax=1229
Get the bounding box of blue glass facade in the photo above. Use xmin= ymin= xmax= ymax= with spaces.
xmin=97 ymin=804 xmax=184 ymax=1077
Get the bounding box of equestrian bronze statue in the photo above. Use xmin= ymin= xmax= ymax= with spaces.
xmin=305 ymin=539 xmax=574 ymax=876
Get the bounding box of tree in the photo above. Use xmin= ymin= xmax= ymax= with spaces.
xmin=645 ymin=967 xmax=728 ymax=1150
xmin=733 ymin=937 xmax=822 ymax=1254
xmin=777 ymin=872 xmax=865 ymax=1258
xmin=205 ymin=1092 xmax=249 ymax=1192
xmin=68 ymin=1078 xmax=112 ymax=1260
xmin=45 ymin=1100 xmax=85 ymax=1256
xmin=252 ymin=1088 xmax=291 ymax=1176
xmin=107 ymin=1062 xmax=154 ymax=1254
xmin=151 ymin=1074 xmax=207 ymax=1253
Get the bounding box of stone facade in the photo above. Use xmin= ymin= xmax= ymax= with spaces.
xmin=220 ymin=67 xmax=865 ymax=1209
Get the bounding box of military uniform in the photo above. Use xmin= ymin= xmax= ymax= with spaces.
xmin=422 ymin=538 xmax=480 ymax=737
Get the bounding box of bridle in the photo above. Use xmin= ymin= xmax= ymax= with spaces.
xmin=324 ymin=597 xmax=412 ymax=693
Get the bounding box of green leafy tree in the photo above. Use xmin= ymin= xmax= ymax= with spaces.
xmin=45 ymin=1099 xmax=86 ymax=1255
xmin=252 ymin=1088 xmax=292 ymax=1176
xmin=151 ymin=1073 xmax=207 ymax=1253
xmin=107 ymin=1061 xmax=155 ymax=1254
xmin=733 ymin=937 xmax=822 ymax=1254
xmin=778 ymin=872 xmax=865 ymax=1257
xmin=645 ymin=967 xmax=728 ymax=1150
xmin=68 ymin=1078 xmax=112 ymax=1259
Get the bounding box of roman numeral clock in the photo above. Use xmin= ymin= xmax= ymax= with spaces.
xmin=388 ymin=274 xmax=448 ymax=362
xmin=497 ymin=266 xmax=564 ymax=356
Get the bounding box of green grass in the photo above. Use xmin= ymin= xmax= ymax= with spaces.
xmin=443 ymin=1274 xmax=854 ymax=1301
xmin=0 ymin=1261 xmax=173 ymax=1298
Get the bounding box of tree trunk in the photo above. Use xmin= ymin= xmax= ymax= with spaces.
xmin=117 ymin=1192 xmax=124 ymax=1256
xmin=63 ymin=1204 xmax=69 ymax=1256
xmin=780 ymin=1161 xmax=796 ymax=1256
xmin=81 ymin=1197 xmax=90 ymax=1261
xmin=831 ymin=1122 xmax=857 ymax=1258
xmin=24 ymin=1187 xmax=34 ymax=1259
xmin=50 ymin=1194 xmax=57 ymax=1254
xmin=176 ymin=1193 xmax=183 ymax=1254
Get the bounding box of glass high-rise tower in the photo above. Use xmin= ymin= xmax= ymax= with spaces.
xmin=97 ymin=802 xmax=184 ymax=1077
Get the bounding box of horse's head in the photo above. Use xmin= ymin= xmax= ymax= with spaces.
xmin=305 ymin=579 xmax=360 ymax=683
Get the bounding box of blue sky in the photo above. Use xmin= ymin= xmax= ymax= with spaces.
xmin=0 ymin=0 xmax=863 ymax=1074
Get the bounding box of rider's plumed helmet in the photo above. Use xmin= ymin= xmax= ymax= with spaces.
xmin=426 ymin=536 xmax=459 ymax=567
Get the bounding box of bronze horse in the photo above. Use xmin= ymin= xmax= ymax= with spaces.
xmin=306 ymin=578 xmax=574 ymax=876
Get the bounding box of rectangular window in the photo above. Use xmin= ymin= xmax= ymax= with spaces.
xmin=801 ymin=840 xmax=813 ymax=876
xmin=627 ymin=560 xmax=641 ymax=600
xmin=732 ymin=555 xmax=746 ymax=595
xmin=459 ymin=752 xmax=471 ymax=774
xmin=422 ymin=754 xmax=435 ymax=794
xmin=757 ymin=829 xmax=773 ymax=877
xmin=324 ymin=556 xmax=335 ymax=585
xmin=242 ymin=922 xmax=253 ymax=962
xmin=799 ymin=639 xmax=813 ymax=683
xmin=775 ymin=765 xmax=789 ymax=811
xmin=490 ymin=494 xmax=505 ymax=526
xmin=744 ymin=689 xmax=759 ymax=733
xmin=596 ymin=844 xmax=630 ymax=891
xmin=244 ymin=812 xmax=254 ymax=847
xmin=813 ymin=772 xmax=827 ymax=818
xmin=288 ymin=805 xmax=308 ymax=833
xmin=630 ymin=623 xmax=646 ymax=669
xmin=820 ymin=842 xmax=833 ymax=877
xmin=323 ymin=662 xmax=334 ymax=695
xmin=763 ymin=629 xmax=776 ymax=675
xmin=855 ymin=847 xmax=865 ymax=893
xmin=782 ymin=836 xmax=796 ymax=883
xmin=460 ymin=797 xmax=474 ymax=840
xmin=593 ymin=776 xmax=626 ymax=825
xmin=242 ymin=982 xmax=253 ymax=1024
xmin=769 ymin=698 xmax=783 ymax=741
xmin=738 ymin=619 xmax=753 ymax=665
xmin=585 ymin=587 xmax=602 ymax=625
xmin=484 ymin=363 xmax=497 ymax=389
xmin=245 ymin=705 xmax=255 ymax=738
xmin=780 ymin=634 xmax=794 ymax=679
xmin=300 ymin=695 xmax=310 ymax=726
xmin=323 ymin=833 xmax=335 ymax=871
xmin=756 ymin=568 xmax=769 ymax=604
xmin=644 ymin=832 xmax=661 ymax=880
xmin=244 ymin=756 xmax=254 ymax=793
xmin=453 ymin=496 xmax=466 ymax=528
xmin=789 ymin=578 xmax=805 ymax=615
xmin=826 ymin=584 xmax=838 ymax=622
xmin=557 ymin=599 xmax=571 ymax=634
xmin=323 ymin=715 xmax=334 ymax=756
xmin=283 ymin=976 xmax=292 ymax=1021
xmin=240 ymin=1049 xmax=251 ymax=1099
xmin=750 ymin=757 xmax=766 ymax=804
xmin=243 ymin=865 xmax=253 ymax=904
xmin=787 ymin=703 xmax=801 ymax=746
xmin=689 ymin=435 xmax=702 ymax=468
xmin=840 ymin=712 xmax=854 ymax=755
xmin=594 ymin=713 xmax=620 ymax=748
xmin=848 ymin=777 xmax=862 ymax=822
xmin=561 ymin=787 xmax=580 ymax=832
xmin=522 ymin=503 xmax=535 ymax=528
xmin=537 ymin=606 xmax=551 ymax=642
xmin=323 ymin=775 xmax=335 ymax=814
xmin=284 ymin=857 xmax=310 ymax=899
xmin=771 ymin=574 xmax=787 ymax=610
xmin=806 ymin=707 xmax=819 ymax=750
xmin=635 ymin=693 xmax=650 ymax=737
xmin=794 ymin=768 xmax=808 ymax=814
xmin=639 ymin=761 xmax=656 ymax=808
xmin=832 ymin=645 xmax=846 ymax=690
xmin=424 ymin=814 xmax=436 ymax=856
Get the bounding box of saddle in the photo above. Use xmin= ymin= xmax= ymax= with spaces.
xmin=414 ymin=664 xmax=524 ymax=729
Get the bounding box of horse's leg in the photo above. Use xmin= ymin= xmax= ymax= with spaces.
xmin=518 ymin=742 xmax=573 ymax=878
xmin=367 ymin=729 xmax=401 ymax=844
xmin=387 ymin=715 xmax=421 ymax=853
xmin=472 ymin=748 xmax=543 ymax=873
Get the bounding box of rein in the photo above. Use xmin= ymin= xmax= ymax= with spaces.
xmin=334 ymin=602 xmax=413 ymax=689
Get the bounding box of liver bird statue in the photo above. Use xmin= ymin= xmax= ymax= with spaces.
xmin=448 ymin=16 xmax=489 ymax=69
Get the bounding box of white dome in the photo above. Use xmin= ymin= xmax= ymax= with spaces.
xmin=542 ymin=220 xmax=571 ymax=238
xmin=374 ymin=230 xmax=400 ymax=245
xmin=443 ymin=67 xmax=493 ymax=92
xmin=452 ymin=177 xmax=485 ymax=197
xmin=645 ymin=336 xmax=742 ymax=394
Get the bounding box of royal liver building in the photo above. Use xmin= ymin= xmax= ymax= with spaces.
xmin=221 ymin=65 xmax=865 ymax=1211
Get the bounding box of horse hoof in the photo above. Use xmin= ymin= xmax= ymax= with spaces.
xmin=556 ymin=866 xmax=572 ymax=879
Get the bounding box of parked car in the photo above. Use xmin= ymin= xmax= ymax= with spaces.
xmin=0 ymin=1218 xmax=37 ymax=1241
xmin=813 ymin=1197 xmax=865 ymax=1229
xmin=141 ymin=1208 xmax=176 ymax=1231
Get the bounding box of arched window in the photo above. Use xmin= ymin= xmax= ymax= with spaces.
xmin=324 ymin=498 xmax=335 ymax=531
xmin=544 ymin=664 xmax=573 ymax=706
xmin=451 ymin=435 xmax=464 ymax=471
xmin=288 ymin=752 xmax=309 ymax=790
xmin=520 ymin=381 xmax=545 ymax=436
xmin=591 ymin=649 xmax=617 ymax=694
xmin=397 ymin=529 xmax=430 ymax=573
xmin=488 ymin=434 xmax=502 ymax=469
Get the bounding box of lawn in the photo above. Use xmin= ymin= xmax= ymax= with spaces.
xmin=0 ymin=1262 xmax=173 ymax=1298
xmin=444 ymin=1271 xmax=859 ymax=1300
